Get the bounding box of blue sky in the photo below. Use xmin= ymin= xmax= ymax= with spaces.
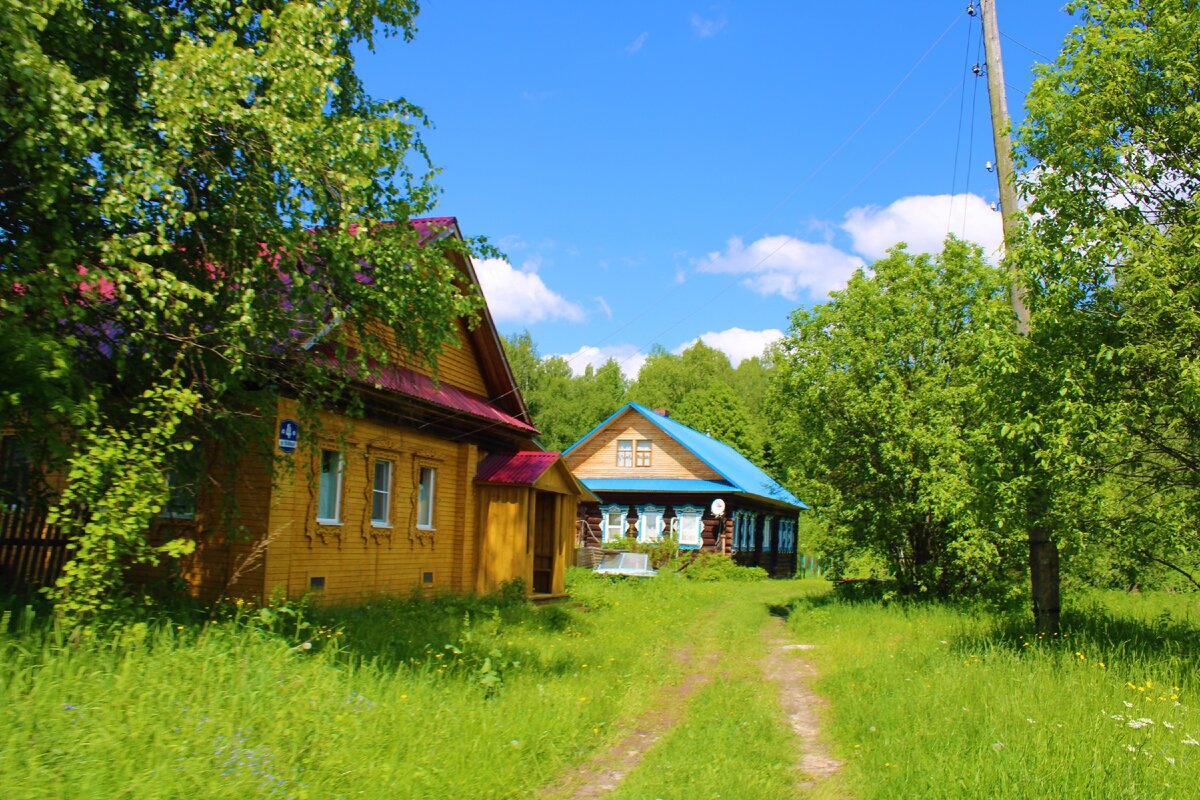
xmin=356 ymin=2 xmax=1079 ymax=377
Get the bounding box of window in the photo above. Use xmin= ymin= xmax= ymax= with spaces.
xmin=161 ymin=449 xmax=200 ymax=520
xmin=616 ymin=440 xmax=632 ymax=467
xmin=417 ymin=466 xmax=436 ymax=529
xmin=636 ymin=504 xmax=665 ymax=543
xmin=635 ymin=440 xmax=652 ymax=467
xmin=601 ymin=505 xmax=628 ymax=542
xmin=317 ymin=449 xmax=343 ymax=523
xmin=673 ymin=506 xmax=703 ymax=548
xmin=372 ymin=459 xmax=392 ymax=526
xmin=763 ymin=516 xmax=773 ymax=553
xmin=733 ymin=510 xmax=754 ymax=551
xmin=0 ymin=436 xmax=34 ymax=511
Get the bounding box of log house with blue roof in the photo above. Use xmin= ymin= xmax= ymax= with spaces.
xmin=563 ymin=403 xmax=807 ymax=577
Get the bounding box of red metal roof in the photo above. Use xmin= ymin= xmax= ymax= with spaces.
xmin=365 ymin=360 xmax=538 ymax=435
xmin=475 ymin=451 xmax=562 ymax=485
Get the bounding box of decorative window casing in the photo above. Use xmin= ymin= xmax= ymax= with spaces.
xmin=600 ymin=505 xmax=628 ymax=542
xmin=635 ymin=440 xmax=652 ymax=467
xmin=636 ymin=504 xmax=665 ymax=543
xmin=733 ymin=510 xmax=754 ymax=551
xmin=371 ymin=459 xmax=393 ymax=527
xmin=775 ymin=518 xmax=797 ymax=553
xmin=672 ymin=505 xmax=704 ymax=549
xmin=317 ymin=449 xmax=344 ymax=524
xmin=417 ymin=466 xmax=436 ymax=530
xmin=616 ymin=440 xmax=633 ymax=467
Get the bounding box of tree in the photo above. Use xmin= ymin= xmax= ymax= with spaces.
xmin=629 ymin=341 xmax=734 ymax=412
xmin=1014 ymin=0 xmax=1200 ymax=592
xmin=501 ymin=333 xmax=626 ymax=452
xmin=1 ymin=0 xmax=482 ymax=617
xmin=673 ymin=382 xmax=763 ymax=463
xmin=771 ymin=239 xmax=1023 ymax=595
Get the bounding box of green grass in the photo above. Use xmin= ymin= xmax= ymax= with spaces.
xmin=0 ymin=573 xmax=809 ymax=799
xmin=5 ymin=575 xmax=1197 ymax=799
xmin=786 ymin=588 xmax=1200 ymax=799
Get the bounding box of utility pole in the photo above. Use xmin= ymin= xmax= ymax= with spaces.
xmin=978 ymin=0 xmax=1060 ymax=634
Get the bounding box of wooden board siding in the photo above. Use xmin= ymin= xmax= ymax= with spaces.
xmin=476 ymin=484 xmax=528 ymax=593
xmin=567 ymin=409 xmax=723 ymax=481
xmin=359 ymin=319 xmax=490 ymax=397
xmin=260 ymin=399 xmax=479 ymax=603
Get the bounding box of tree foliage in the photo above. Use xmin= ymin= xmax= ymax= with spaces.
xmin=1014 ymin=0 xmax=1200 ymax=589
xmin=771 ymin=239 xmax=1023 ymax=595
xmin=502 ymin=332 xmax=627 ymax=452
xmin=1 ymin=0 xmax=482 ymax=617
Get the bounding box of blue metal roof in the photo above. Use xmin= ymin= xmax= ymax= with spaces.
xmin=581 ymin=478 xmax=737 ymax=494
xmin=566 ymin=402 xmax=808 ymax=511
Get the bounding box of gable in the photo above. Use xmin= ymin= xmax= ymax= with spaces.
xmin=565 ymin=408 xmax=723 ymax=482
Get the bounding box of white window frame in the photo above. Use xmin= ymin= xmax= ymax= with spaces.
xmin=371 ymin=459 xmax=393 ymax=527
xmin=317 ymin=449 xmax=343 ymax=524
xmin=616 ymin=439 xmax=633 ymax=467
xmin=634 ymin=440 xmax=652 ymax=467
xmin=673 ymin=505 xmax=704 ymax=549
xmin=417 ymin=466 xmax=436 ymax=530
xmin=636 ymin=504 xmax=665 ymax=543
xmin=601 ymin=505 xmax=628 ymax=542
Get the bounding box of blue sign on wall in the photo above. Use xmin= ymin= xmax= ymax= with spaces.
xmin=278 ymin=419 xmax=299 ymax=453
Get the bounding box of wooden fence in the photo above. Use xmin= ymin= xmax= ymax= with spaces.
xmin=796 ymin=552 xmax=828 ymax=578
xmin=0 ymin=507 xmax=71 ymax=592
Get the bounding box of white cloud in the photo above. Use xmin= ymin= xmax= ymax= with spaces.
xmin=473 ymin=258 xmax=586 ymax=325
xmin=677 ymin=327 xmax=783 ymax=366
xmin=594 ymin=296 xmax=613 ymax=320
xmin=626 ymin=31 xmax=649 ymax=54
xmin=555 ymin=344 xmax=647 ymax=380
xmin=695 ymin=235 xmax=866 ymax=300
xmin=691 ymin=13 xmax=727 ymax=37
xmin=843 ymin=193 xmax=1003 ymax=262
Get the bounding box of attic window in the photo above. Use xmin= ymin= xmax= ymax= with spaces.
xmin=635 ymin=440 xmax=652 ymax=467
xmin=616 ymin=440 xmax=633 ymax=467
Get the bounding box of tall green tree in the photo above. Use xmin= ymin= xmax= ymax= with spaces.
xmin=1 ymin=0 xmax=482 ymax=617
xmin=1014 ymin=0 xmax=1200 ymax=591
xmin=501 ymin=332 xmax=626 ymax=452
xmin=771 ymin=239 xmax=1022 ymax=595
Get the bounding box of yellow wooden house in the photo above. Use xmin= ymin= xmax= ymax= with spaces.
xmin=162 ymin=217 xmax=593 ymax=602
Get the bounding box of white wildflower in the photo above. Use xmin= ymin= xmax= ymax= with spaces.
xmin=1182 ymin=735 xmax=1200 ymax=746
xmin=1127 ymin=718 xmax=1154 ymax=729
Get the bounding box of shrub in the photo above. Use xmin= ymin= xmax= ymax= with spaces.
xmin=675 ymin=553 xmax=768 ymax=582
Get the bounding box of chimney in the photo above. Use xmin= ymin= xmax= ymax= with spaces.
xmin=653 ymin=408 xmax=670 ymax=417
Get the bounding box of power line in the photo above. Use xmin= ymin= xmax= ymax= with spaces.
xmin=948 ymin=8 xmax=977 ymax=230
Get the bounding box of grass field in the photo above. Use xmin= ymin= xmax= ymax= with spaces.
xmin=786 ymin=587 xmax=1200 ymax=799
xmin=1 ymin=573 xmax=1197 ymax=799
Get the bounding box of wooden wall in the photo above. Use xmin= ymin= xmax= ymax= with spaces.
xmin=360 ymin=319 xmax=489 ymax=396
xmin=250 ymin=399 xmax=481 ymax=603
xmin=566 ymin=409 xmax=723 ymax=482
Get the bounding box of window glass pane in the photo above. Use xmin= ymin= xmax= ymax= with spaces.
xmin=605 ymin=511 xmax=624 ymax=541
xmin=678 ymin=512 xmax=702 ymax=545
xmin=638 ymin=508 xmax=663 ymax=542
xmin=616 ymin=440 xmax=632 ymax=467
xmin=372 ymin=460 xmax=392 ymax=524
xmin=417 ymin=467 xmax=435 ymax=528
xmin=318 ymin=450 xmax=341 ymax=521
